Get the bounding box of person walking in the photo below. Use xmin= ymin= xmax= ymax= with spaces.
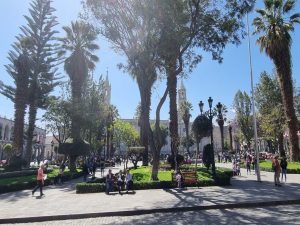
xmin=280 ymin=157 xmax=288 ymax=183
xmin=117 ymin=170 xmax=125 ymax=195
xmin=58 ymin=162 xmax=65 ymax=184
xmin=106 ymin=169 xmax=114 ymax=194
xmin=32 ymin=163 xmax=46 ymax=197
xmin=82 ymin=161 xmax=89 ymax=182
xmin=272 ymin=155 xmax=281 ymax=186
xmin=125 ymin=170 xmax=134 ymax=193
xmin=246 ymin=155 xmax=251 ymax=175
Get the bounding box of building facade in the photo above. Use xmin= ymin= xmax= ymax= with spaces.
xmin=0 ymin=116 xmax=46 ymax=160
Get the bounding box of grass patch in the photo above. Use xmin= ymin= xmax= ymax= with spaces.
xmin=259 ymin=160 xmax=300 ymax=173
xmin=0 ymin=168 xmax=83 ymax=194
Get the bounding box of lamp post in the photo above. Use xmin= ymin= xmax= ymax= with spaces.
xmin=216 ymin=102 xmax=225 ymax=154
xmin=208 ymin=97 xmax=216 ymax=177
xmin=51 ymin=140 xmax=54 ymax=160
xmin=246 ymin=3 xmax=261 ymax=182
xmin=198 ymin=97 xmax=217 ymax=177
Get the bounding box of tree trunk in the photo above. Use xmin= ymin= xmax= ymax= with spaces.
xmin=25 ymin=101 xmax=37 ymax=167
xmin=229 ymin=126 xmax=233 ymax=151
xmin=13 ymin=89 xmax=27 ymax=157
xmin=151 ymin=150 xmax=160 ymax=180
xmin=167 ymin=66 xmax=179 ymax=160
xmin=195 ymin=140 xmax=199 ymax=171
xmin=220 ymin=124 xmax=224 ymax=153
xmin=274 ymin=51 xmax=299 ymax=161
xmin=139 ymin=86 xmax=151 ymax=166
xmin=150 ymin=86 xmax=168 ymax=180
xmin=69 ymin=155 xmax=77 ymax=172
xmin=185 ymin=121 xmax=191 ymax=157
xmin=278 ymin=132 xmax=285 ymax=157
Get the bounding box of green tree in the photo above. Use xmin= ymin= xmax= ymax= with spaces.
xmin=155 ymin=0 xmax=255 ymax=161
xmin=255 ymin=71 xmax=286 ymax=156
xmin=233 ymin=90 xmax=254 ymax=149
xmin=58 ymin=21 xmax=99 ymax=171
xmin=1 ymin=37 xmax=33 ymax=157
xmin=214 ymin=103 xmax=228 ymax=153
xmin=105 ymin=105 xmax=119 ymax=159
xmin=179 ymin=100 xmax=193 ymax=156
xmin=42 ymin=86 xmax=72 ymax=145
xmin=192 ymin=114 xmax=212 ymax=170
xmin=23 ymin=0 xmax=60 ymax=166
xmin=83 ymin=0 xmax=160 ymax=166
xmin=112 ymin=120 xmax=139 ymax=152
xmin=253 ymin=0 xmax=300 ymax=161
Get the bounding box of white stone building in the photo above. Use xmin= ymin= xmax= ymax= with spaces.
xmin=0 ymin=116 xmax=46 ymax=160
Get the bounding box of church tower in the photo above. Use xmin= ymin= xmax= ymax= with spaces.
xmin=178 ymin=80 xmax=187 ymax=121
xmin=103 ymin=69 xmax=111 ymax=105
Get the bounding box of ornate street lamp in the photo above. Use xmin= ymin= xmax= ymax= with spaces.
xmin=207 ymin=97 xmax=216 ymax=177
xmin=199 ymin=101 xmax=204 ymax=115
xmin=216 ymin=102 xmax=225 ymax=154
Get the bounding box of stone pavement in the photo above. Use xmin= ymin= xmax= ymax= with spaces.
xmin=0 ymin=163 xmax=299 ymax=224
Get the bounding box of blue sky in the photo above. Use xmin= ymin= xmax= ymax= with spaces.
xmin=0 ymin=0 xmax=299 ymax=129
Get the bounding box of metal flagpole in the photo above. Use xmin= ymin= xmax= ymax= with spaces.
xmin=246 ymin=11 xmax=261 ymax=182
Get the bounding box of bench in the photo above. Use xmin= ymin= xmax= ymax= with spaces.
xmin=172 ymin=171 xmax=198 ymax=187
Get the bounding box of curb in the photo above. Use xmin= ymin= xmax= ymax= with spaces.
xmin=1 ymin=199 xmax=300 ymax=224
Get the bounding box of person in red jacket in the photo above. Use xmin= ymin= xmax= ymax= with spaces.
xmin=32 ymin=163 xmax=45 ymax=197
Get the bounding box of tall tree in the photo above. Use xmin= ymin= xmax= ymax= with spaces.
xmin=58 ymin=21 xmax=99 ymax=171
xmin=179 ymin=100 xmax=193 ymax=156
xmin=106 ymin=105 xmax=119 ymax=159
xmin=253 ymin=0 xmax=300 ymax=161
xmin=155 ymin=0 xmax=256 ymax=162
xmin=83 ymin=0 xmax=160 ymax=165
xmin=21 ymin=0 xmax=60 ymax=166
xmin=255 ymin=71 xmax=286 ymax=156
xmin=1 ymin=37 xmax=33 ymax=158
xmin=234 ymin=90 xmax=254 ymax=149
xmin=214 ymin=104 xmax=228 ymax=153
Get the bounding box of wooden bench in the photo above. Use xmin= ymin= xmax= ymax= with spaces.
xmin=172 ymin=171 xmax=198 ymax=187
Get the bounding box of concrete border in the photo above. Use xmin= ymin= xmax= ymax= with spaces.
xmin=1 ymin=199 xmax=300 ymax=224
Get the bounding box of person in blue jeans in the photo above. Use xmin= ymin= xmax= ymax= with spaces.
xmin=280 ymin=157 xmax=288 ymax=182
xmin=106 ymin=169 xmax=114 ymax=194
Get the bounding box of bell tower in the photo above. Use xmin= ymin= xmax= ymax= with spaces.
xmin=178 ymin=80 xmax=187 ymax=121
xmin=103 ymin=69 xmax=111 ymax=105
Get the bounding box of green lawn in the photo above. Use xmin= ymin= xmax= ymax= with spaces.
xmin=131 ymin=166 xmax=172 ymax=182
xmin=0 ymin=168 xmax=81 ymax=186
xmin=259 ymin=160 xmax=300 ymax=173
xmin=130 ymin=166 xmax=232 ymax=183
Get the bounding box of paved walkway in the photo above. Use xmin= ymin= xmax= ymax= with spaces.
xmin=0 ymin=163 xmax=299 ymax=223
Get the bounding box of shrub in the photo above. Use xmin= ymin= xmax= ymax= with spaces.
xmin=5 ymin=155 xmax=27 ymax=171
xmin=167 ymin=154 xmax=184 ymax=169
xmin=76 ymin=183 xmax=106 ymax=194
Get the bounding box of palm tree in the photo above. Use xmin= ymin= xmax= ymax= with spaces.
xmin=214 ymin=103 xmax=228 ymax=154
xmin=58 ymin=21 xmax=99 ymax=171
xmin=179 ymin=100 xmax=193 ymax=157
xmin=253 ymin=0 xmax=300 ymax=161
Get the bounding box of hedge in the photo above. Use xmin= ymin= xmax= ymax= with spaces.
xmin=0 ymin=168 xmax=53 ymax=179
xmin=0 ymin=169 xmax=83 ymax=194
xmin=75 ymin=173 xmax=231 ymax=194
